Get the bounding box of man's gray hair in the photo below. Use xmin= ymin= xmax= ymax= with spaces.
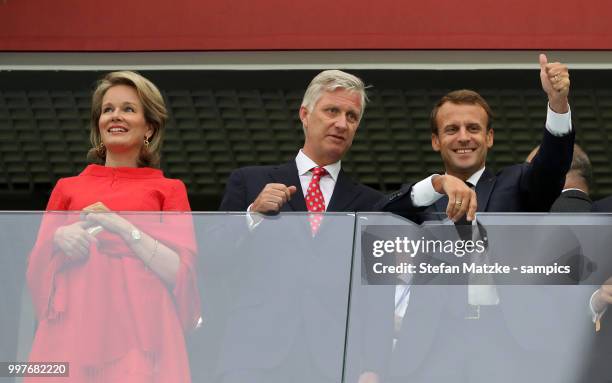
xmin=301 ymin=70 xmax=367 ymax=119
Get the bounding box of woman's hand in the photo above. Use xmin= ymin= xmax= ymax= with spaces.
xmin=53 ymin=221 xmax=98 ymax=260
xmin=83 ymin=201 xmax=111 ymax=213
xmin=82 ymin=201 xmax=179 ymax=285
xmin=83 ymin=202 xmax=133 ymax=240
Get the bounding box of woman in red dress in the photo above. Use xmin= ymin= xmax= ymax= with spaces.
xmin=26 ymin=71 xmax=200 ymax=382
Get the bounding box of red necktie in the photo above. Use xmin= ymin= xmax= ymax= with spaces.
xmin=305 ymin=167 xmax=327 ymax=235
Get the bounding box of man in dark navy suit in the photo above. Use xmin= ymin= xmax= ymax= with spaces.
xmin=217 ymin=70 xmax=398 ymax=383
xmin=381 ymin=55 xmax=575 ymax=383
xmin=383 ymin=54 xmax=573 ymax=218
xmin=220 ymin=70 xmax=381 ymax=215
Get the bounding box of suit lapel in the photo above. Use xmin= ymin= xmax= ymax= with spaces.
xmin=269 ymin=161 xmax=307 ymax=212
xmin=327 ymin=169 xmax=361 ymax=212
xmin=475 ymin=169 xmax=496 ymax=212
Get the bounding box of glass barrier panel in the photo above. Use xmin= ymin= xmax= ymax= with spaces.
xmin=348 ymin=212 xmax=612 ymax=383
xmin=3 ymin=211 xmax=612 ymax=382
xmin=0 ymin=211 xmax=357 ymax=383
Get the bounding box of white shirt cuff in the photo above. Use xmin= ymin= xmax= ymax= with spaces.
xmin=410 ymin=174 xmax=445 ymax=207
xmin=546 ymin=103 xmax=572 ymax=136
xmin=246 ymin=203 xmax=264 ymax=231
xmin=394 ymin=285 xmax=410 ymax=318
xmin=590 ymin=289 xmax=608 ymax=323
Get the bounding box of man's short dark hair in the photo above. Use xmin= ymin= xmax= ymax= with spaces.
xmin=430 ymin=89 xmax=494 ymax=135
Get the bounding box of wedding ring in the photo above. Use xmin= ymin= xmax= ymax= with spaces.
xmin=455 ymin=201 xmax=463 ymax=206
xmin=87 ymin=225 xmax=103 ymax=236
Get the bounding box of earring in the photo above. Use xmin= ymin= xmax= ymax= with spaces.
xmin=96 ymin=142 xmax=105 ymax=155
xmin=144 ymin=137 xmax=150 ymax=147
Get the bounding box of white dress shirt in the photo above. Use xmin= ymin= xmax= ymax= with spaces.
xmin=247 ymin=150 xmax=340 ymax=228
xmin=295 ymin=149 xmax=341 ymax=210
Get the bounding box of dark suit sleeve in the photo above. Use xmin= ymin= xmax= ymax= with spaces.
xmin=376 ymin=184 xmax=416 ymax=211
xmin=358 ymin=186 xmax=386 ymax=211
xmin=522 ymin=128 xmax=574 ymax=211
xmin=219 ymin=169 xmax=249 ymax=211
xmin=376 ymin=183 xmax=431 ymax=224
xmin=550 ymin=190 xmax=592 ymax=212
xmin=592 ymin=196 xmax=612 ymax=212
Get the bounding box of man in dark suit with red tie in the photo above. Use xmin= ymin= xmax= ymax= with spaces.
xmin=220 ymin=70 xmax=380 ymax=216
xmin=217 ymin=70 xmax=397 ymax=383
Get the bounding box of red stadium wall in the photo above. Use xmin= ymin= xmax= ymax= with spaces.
xmin=1 ymin=0 xmax=611 ymax=51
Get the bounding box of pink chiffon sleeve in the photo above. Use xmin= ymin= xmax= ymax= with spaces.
xmin=163 ymin=180 xmax=201 ymax=332
xmin=26 ymin=179 xmax=73 ymax=320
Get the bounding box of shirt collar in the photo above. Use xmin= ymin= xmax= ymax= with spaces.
xmin=562 ymin=187 xmax=587 ymax=194
xmin=295 ymin=149 xmax=341 ymax=181
xmin=465 ymin=167 xmax=486 ymax=187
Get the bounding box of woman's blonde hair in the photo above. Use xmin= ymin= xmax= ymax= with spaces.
xmin=88 ymin=71 xmax=167 ymax=167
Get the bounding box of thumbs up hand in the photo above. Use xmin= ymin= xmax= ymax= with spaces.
xmin=539 ymin=53 xmax=570 ymax=113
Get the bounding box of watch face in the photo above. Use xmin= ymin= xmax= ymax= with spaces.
xmin=131 ymin=229 xmax=141 ymax=241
